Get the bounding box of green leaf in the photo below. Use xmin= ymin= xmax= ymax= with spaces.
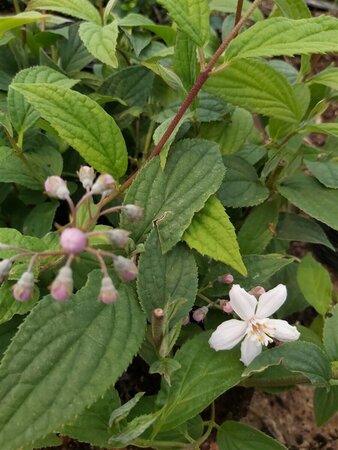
xmin=109 ymin=413 xmax=158 ymax=445
xmin=305 ymin=123 xmax=338 ymax=138
xmin=23 ymin=201 xmax=58 ymax=238
xmin=0 ymin=111 xmax=12 ymax=136
xmin=157 ymin=0 xmax=209 ymax=47
xmin=0 ymin=317 xmax=22 ymax=359
xmin=0 ymin=227 xmax=47 ymax=258
xmin=243 ymin=341 xmax=331 ymax=387
xmin=28 ymin=0 xmax=101 ymax=24
xmin=122 ymin=139 xmax=225 ymax=252
xmin=217 ymin=156 xmax=269 ymax=207
xmin=273 ymin=0 xmax=311 ymax=19
xmin=8 ymin=66 xmax=78 ymax=134
xmin=137 ymin=229 xmax=198 ymax=322
xmin=154 ymin=332 xmax=243 ymax=432
xmin=238 ymin=199 xmax=280 ymax=255
xmin=79 ymin=21 xmax=119 ymax=68
xmin=210 ymin=0 xmax=264 ymax=22
xmin=0 ymin=271 xmax=146 ymax=450
xmin=309 ymin=67 xmax=338 ymax=90
xmin=297 ymin=253 xmax=332 ymax=316
xmin=304 ymin=158 xmax=338 ymax=189
xmin=0 ymin=283 xmax=39 ymax=326
xmin=276 ymin=212 xmax=335 ymax=250
xmin=217 ymin=421 xmax=287 ymax=450
xmin=109 ymin=392 xmax=144 ymax=426
xmin=278 ymin=175 xmax=338 ymax=231
xmin=314 ymin=386 xmax=338 ymax=426
xmin=205 ymin=59 xmax=300 ymax=122
xmin=0 ymin=12 xmax=48 ymax=38
xmin=323 ymin=305 xmax=338 ymax=361
xmin=183 ymin=195 xmax=246 ymax=275
xmin=12 ymin=83 xmax=127 ymax=179
xmin=58 ymin=23 xmax=93 ymax=74
xmin=174 ymin=31 xmax=198 ymax=90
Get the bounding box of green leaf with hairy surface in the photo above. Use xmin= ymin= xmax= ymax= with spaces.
xmin=23 ymin=201 xmax=58 ymax=238
xmin=304 ymin=158 xmax=338 ymax=189
xmin=0 ymin=271 xmax=145 ymax=450
xmin=12 ymin=83 xmax=127 ymax=178
xmin=0 ymin=228 xmax=47 ymax=257
xmin=205 ymin=59 xmax=300 ymax=122
xmin=309 ymin=67 xmax=338 ymax=90
xmin=8 ymin=66 xmax=78 ymax=134
xmin=217 ymin=156 xmax=269 ymax=207
xmin=137 ymin=229 xmax=198 ymax=322
xmin=154 ymin=332 xmax=243 ymax=432
xmin=278 ymin=175 xmax=338 ymax=231
xmin=57 ymin=24 xmax=93 ymax=74
xmin=297 ymin=253 xmax=332 ymax=316
xmin=109 ymin=413 xmax=159 ymax=446
xmin=196 ymin=92 xmax=229 ymax=122
xmin=238 ymin=199 xmax=280 ymax=255
xmin=244 ymin=341 xmax=331 ymax=387
xmin=117 ymin=14 xmax=176 ymax=45
xmin=28 ymin=0 xmax=101 ymax=24
xmin=323 ymin=305 xmax=338 ymax=361
xmin=79 ymin=21 xmax=119 ymax=68
xmin=0 ymin=112 xmax=12 ymax=136
xmin=122 ymin=139 xmax=225 ymax=252
xmin=24 ymin=434 xmax=62 ymax=450
xmin=305 ymin=123 xmax=338 ymax=138
xmin=0 ymin=317 xmax=22 ymax=358
xmin=0 ymin=12 xmax=48 ymax=38
xmin=174 ymin=31 xmax=198 ymax=90
xmin=0 ymin=284 xmax=39 ymax=326
xmin=273 ymin=0 xmax=311 ymax=19
xmin=217 ymin=421 xmax=287 ymax=450
xmin=314 ymin=386 xmax=338 ymax=426
xmin=209 ymin=0 xmax=264 ymax=21
xmin=157 ymin=0 xmax=209 ymax=47
xmin=183 ymin=195 xmax=246 ymax=275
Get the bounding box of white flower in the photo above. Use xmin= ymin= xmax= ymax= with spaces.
xmin=209 ymin=284 xmax=300 ymax=366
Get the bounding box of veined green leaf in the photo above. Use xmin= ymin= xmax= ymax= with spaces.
xmin=305 ymin=123 xmax=338 ymax=139
xmin=23 ymin=201 xmax=58 ymax=238
xmin=308 ymin=67 xmax=338 ymax=90
xmin=323 ymin=305 xmax=338 ymax=361
xmin=28 ymin=0 xmax=101 ymax=24
xmin=304 ymin=158 xmax=338 ymax=189
xmin=0 ymin=227 xmax=47 ymax=258
xmin=12 ymin=83 xmax=127 ymax=178
xmin=0 ymin=12 xmax=48 ymax=38
xmin=314 ymin=386 xmax=338 ymax=426
xmin=0 ymin=283 xmax=39 ymax=326
xmin=209 ymin=0 xmax=264 ymax=22
xmin=174 ymin=31 xmax=198 ymax=90
xmin=273 ymin=0 xmax=311 ymax=19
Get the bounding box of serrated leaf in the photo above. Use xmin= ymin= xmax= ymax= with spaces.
xmin=174 ymin=31 xmax=198 ymax=90
xmin=28 ymin=0 xmax=101 ymax=24
xmin=323 ymin=305 xmax=338 ymax=361
xmin=58 ymin=23 xmax=93 ymax=74
xmin=137 ymin=229 xmax=198 ymax=322
xmin=12 ymin=83 xmax=127 ymax=178
xmin=0 ymin=271 xmax=146 ymax=450
xmin=0 ymin=12 xmax=48 ymax=38
xmin=183 ymin=195 xmax=246 ymax=275
xmin=278 ymin=174 xmax=338 ymax=231
xmin=0 ymin=283 xmax=39 ymax=326
xmin=314 ymin=386 xmax=338 ymax=426
xmin=273 ymin=0 xmax=311 ymax=19
xmin=79 ymin=21 xmax=119 ymax=68
xmin=0 ymin=227 xmax=47 ymax=258
xmin=205 ymin=59 xmax=300 ymax=122
xmin=304 ymin=158 xmax=338 ymax=189
xmin=309 ymin=67 xmax=338 ymax=90
xmin=157 ymin=0 xmax=209 ymax=47
xmin=121 ymin=139 xmax=225 ymax=252
xmin=210 ymin=0 xmax=264 ymax=22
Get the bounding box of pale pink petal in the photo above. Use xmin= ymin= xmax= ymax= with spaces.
xmin=265 ymin=319 xmax=300 ymax=342
xmin=255 ymin=284 xmax=287 ymax=319
xmin=209 ymin=319 xmax=247 ymax=351
xmin=240 ymin=335 xmax=262 ymax=366
xmin=229 ymin=284 xmax=257 ymax=320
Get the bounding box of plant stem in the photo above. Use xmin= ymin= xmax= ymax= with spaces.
xmin=235 ymin=0 xmax=244 ymax=25
xmin=13 ymin=0 xmax=20 ymax=14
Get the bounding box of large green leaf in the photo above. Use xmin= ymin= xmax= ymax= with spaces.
xmin=157 ymin=0 xmax=209 ymax=47
xmin=28 ymin=0 xmax=101 ymax=24
xmin=323 ymin=305 xmax=338 ymax=361
xmin=205 ymin=59 xmax=301 ymax=122
xmin=278 ymin=174 xmax=338 ymax=231
xmin=304 ymin=158 xmax=338 ymax=189
xmin=0 ymin=271 xmax=145 ymax=450
xmin=122 ymin=139 xmax=225 ymax=252
xmin=209 ymin=0 xmax=264 ymax=22
xmin=314 ymin=386 xmax=338 ymax=426
xmin=273 ymin=0 xmax=311 ymax=19
xmin=137 ymin=229 xmax=198 ymax=322
xmin=0 ymin=12 xmax=48 ymax=38
xmin=12 ymin=83 xmax=127 ymax=178
xmin=183 ymin=195 xmax=246 ymax=275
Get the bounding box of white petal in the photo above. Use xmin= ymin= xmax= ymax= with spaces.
xmin=255 ymin=284 xmax=287 ymax=319
xmin=229 ymin=284 xmax=257 ymax=320
xmin=240 ymin=335 xmax=262 ymax=366
xmin=265 ymin=319 xmax=300 ymax=342
xmin=209 ymin=319 xmax=247 ymax=351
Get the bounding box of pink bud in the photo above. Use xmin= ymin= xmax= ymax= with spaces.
xmin=60 ymin=228 xmax=87 ymax=254
xmin=219 ymin=299 xmax=233 ymax=314
xmin=192 ymin=306 xmax=208 ymax=322
xmin=0 ymin=259 xmax=12 ymax=283
xmin=44 ymin=176 xmax=70 ymax=200
xmin=91 ymin=174 xmax=115 ymax=196
xmin=50 ymin=266 xmax=73 ymax=302
xmin=123 ymin=204 xmax=143 ymax=222
xmin=113 ymin=256 xmax=138 ymax=282
xmin=217 ymin=273 xmax=234 ymax=284
xmin=182 ymin=315 xmax=190 ymax=326
xmin=99 ymin=276 xmax=118 ymax=304
xmin=108 ymin=229 xmax=130 ymax=248
xmin=12 ymin=271 xmax=34 ymax=302
xmin=249 ymin=286 xmax=266 ymax=297
xmin=77 ymin=166 xmax=95 ymax=190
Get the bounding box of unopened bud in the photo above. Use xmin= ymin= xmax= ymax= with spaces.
xmin=12 ymin=271 xmax=34 ymax=302
xmin=108 ymin=229 xmax=130 ymax=248
xmin=219 ymin=299 xmax=233 ymax=314
xmin=113 ymin=256 xmax=138 ymax=282
xmin=123 ymin=204 xmax=143 ymax=222
xmin=77 ymin=166 xmax=95 ymax=190
xmin=192 ymin=306 xmax=208 ymax=322
xmin=249 ymin=286 xmax=266 ymax=297
xmin=182 ymin=315 xmax=190 ymax=326
xmin=44 ymin=176 xmax=70 ymax=200
xmin=50 ymin=266 xmax=73 ymax=302
xmin=99 ymin=276 xmax=118 ymax=304
xmin=91 ymin=174 xmax=115 ymax=196
xmin=217 ymin=273 xmax=234 ymax=284
xmin=60 ymin=228 xmax=87 ymax=254
xmin=0 ymin=259 xmax=12 ymax=283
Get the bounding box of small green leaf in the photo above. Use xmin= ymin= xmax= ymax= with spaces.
xmin=117 ymin=14 xmax=176 ymax=45
xmin=0 ymin=12 xmax=48 ymax=38
xmin=0 ymin=283 xmax=39 ymax=326
xmin=305 ymin=123 xmax=338 ymax=138
xmin=323 ymin=305 xmax=338 ymax=361
xmin=28 ymin=0 xmax=101 ymax=24
xmin=304 ymin=158 xmax=338 ymax=189
xmin=273 ymin=0 xmax=311 ymax=19
xmin=109 ymin=392 xmax=145 ymax=426
xmin=314 ymin=386 xmax=338 ymax=426
xmin=309 ymin=67 xmax=338 ymax=90
xmin=109 ymin=413 xmax=158 ymax=445
xmin=174 ymin=31 xmax=198 ymax=90
xmin=0 ymin=111 xmax=12 ymax=136
xmin=58 ymin=23 xmax=93 ymax=74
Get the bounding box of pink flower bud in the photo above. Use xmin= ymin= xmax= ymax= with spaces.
xmin=60 ymin=228 xmax=87 ymax=254
xmin=123 ymin=204 xmax=143 ymax=222
xmin=91 ymin=174 xmax=115 ymax=196
xmin=44 ymin=176 xmax=70 ymax=200
xmin=77 ymin=166 xmax=95 ymax=190
xmin=182 ymin=315 xmax=190 ymax=326
xmin=113 ymin=256 xmax=138 ymax=282
xmin=50 ymin=266 xmax=73 ymax=302
xmin=108 ymin=229 xmax=130 ymax=248
xmin=192 ymin=306 xmax=208 ymax=322
xmin=249 ymin=286 xmax=266 ymax=297
xmin=99 ymin=276 xmax=118 ymax=304
xmin=12 ymin=271 xmax=34 ymax=302
xmin=217 ymin=273 xmax=234 ymax=284
xmin=219 ymin=299 xmax=233 ymax=314
xmin=0 ymin=259 xmax=12 ymax=283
